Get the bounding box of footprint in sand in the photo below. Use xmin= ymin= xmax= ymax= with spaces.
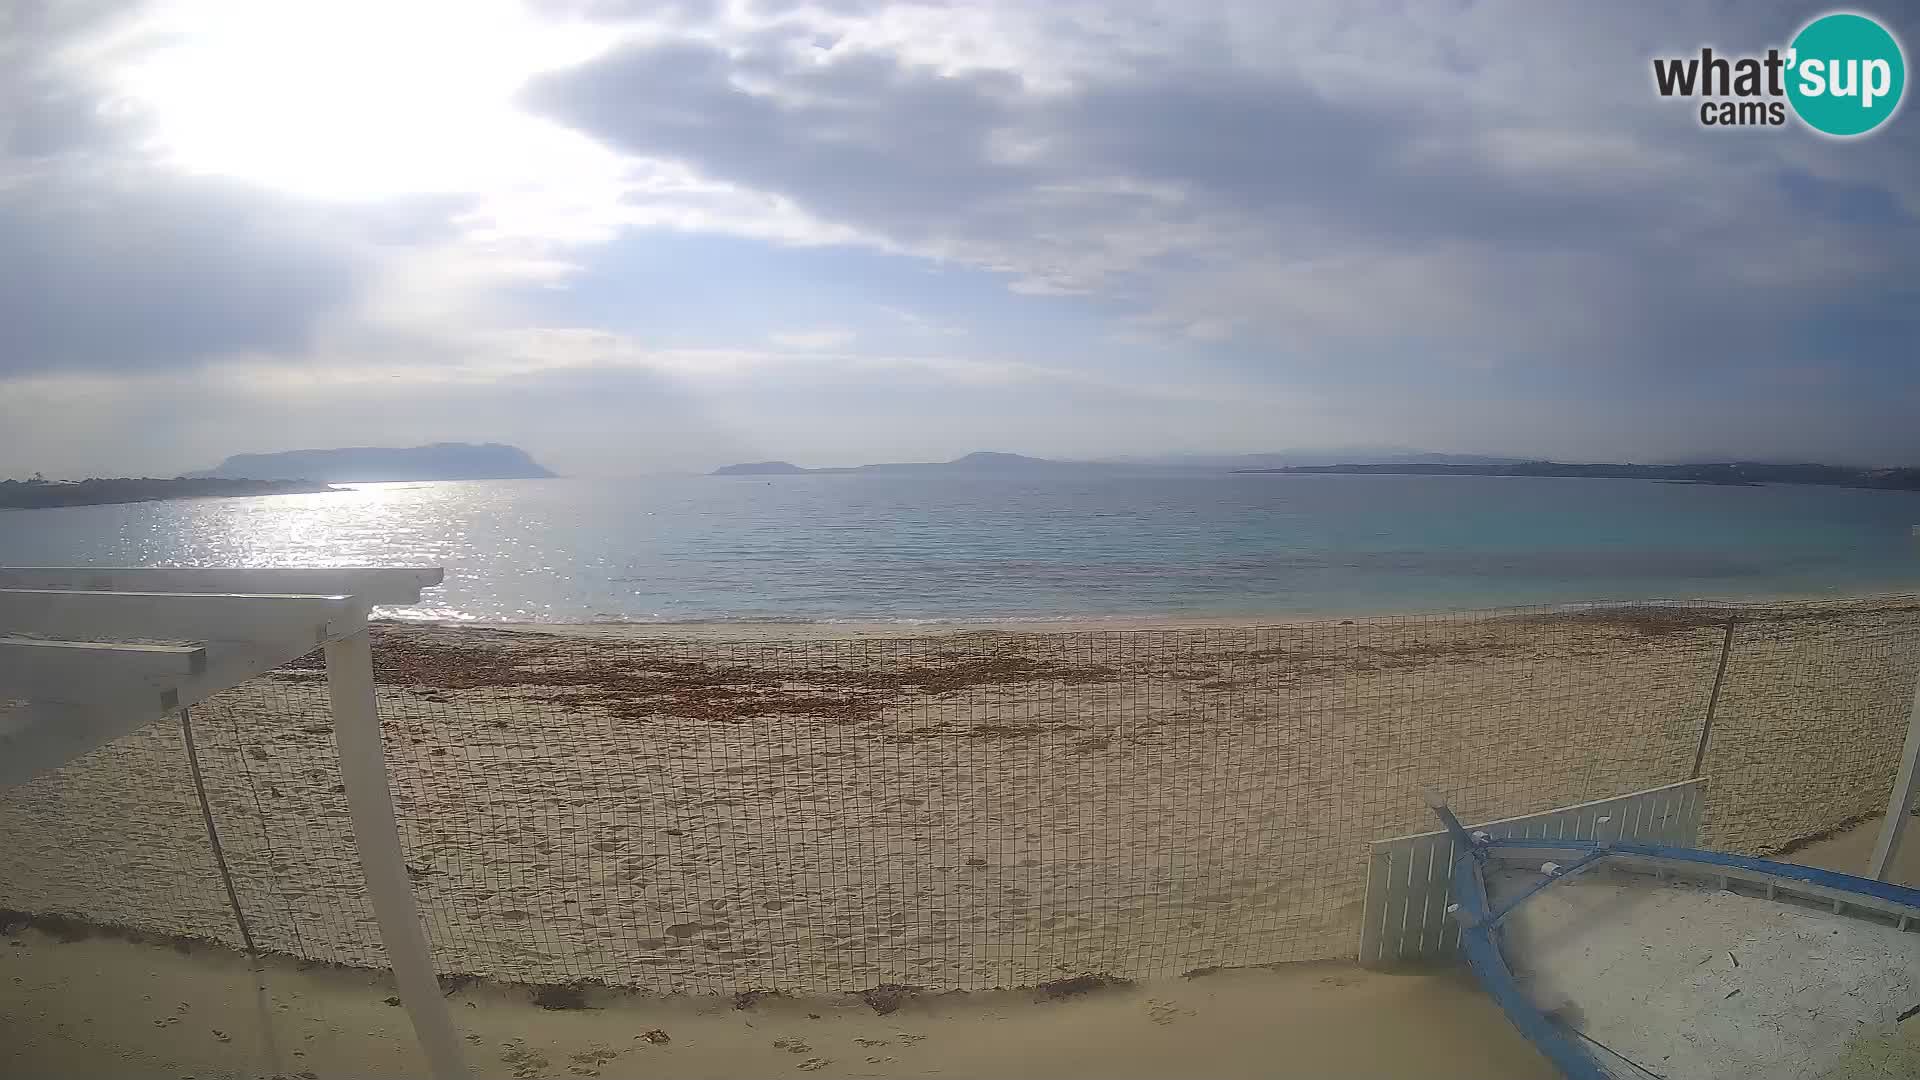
xmin=1146 ymin=999 xmax=1195 ymax=1026
xmin=797 ymin=1059 xmax=831 ymax=1072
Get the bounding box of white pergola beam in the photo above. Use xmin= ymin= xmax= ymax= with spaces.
xmin=0 ymin=567 xmax=442 ymax=606
xmin=0 ymin=565 xmax=466 ymax=1079
xmin=0 ymin=589 xmax=362 ymax=645
xmin=0 ymin=701 xmax=129 ymax=781
xmin=0 ymin=591 xmax=371 ymax=784
xmin=0 ymin=637 xmax=207 ymax=700
xmin=0 ymin=630 xmax=371 ymax=786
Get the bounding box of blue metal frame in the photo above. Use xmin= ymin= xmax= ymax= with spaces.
xmin=1429 ymin=803 xmax=1920 ymax=1080
xmin=1477 ymin=837 xmax=1920 ymax=908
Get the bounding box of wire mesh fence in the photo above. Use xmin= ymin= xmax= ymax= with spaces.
xmin=2 ymin=594 xmax=1916 ymax=993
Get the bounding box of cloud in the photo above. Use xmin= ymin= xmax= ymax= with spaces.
xmin=1 ymin=2 xmax=140 ymax=156
xmin=0 ymin=167 xmax=428 ymax=377
xmin=769 ymin=328 xmax=855 ymax=349
xmin=0 ymin=317 xmax=1319 ymax=477
xmin=0 ymin=2 xmax=483 ymax=378
xmin=3 ymin=0 xmax=1918 ymax=473
xmin=525 ymin=1 xmax=1920 ymax=373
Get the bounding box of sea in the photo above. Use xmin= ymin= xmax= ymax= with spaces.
xmin=3 ymin=472 xmax=1918 ymax=624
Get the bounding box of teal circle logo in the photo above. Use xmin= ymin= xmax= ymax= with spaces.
xmin=1787 ymin=12 xmax=1905 ymax=136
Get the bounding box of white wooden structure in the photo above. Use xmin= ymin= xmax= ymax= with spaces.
xmin=1869 ymin=524 xmax=1920 ymax=881
xmin=0 ymin=566 xmax=467 ymax=1080
xmin=1870 ymin=651 xmax=1920 ymax=880
xmin=1358 ymin=779 xmax=1707 ymax=968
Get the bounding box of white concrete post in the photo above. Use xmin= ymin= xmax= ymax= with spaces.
xmin=1868 ymin=667 xmax=1920 ymax=881
xmin=325 ymin=628 xmax=468 ymax=1079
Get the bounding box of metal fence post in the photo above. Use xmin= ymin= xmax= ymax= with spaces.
xmin=180 ymin=706 xmax=258 ymax=957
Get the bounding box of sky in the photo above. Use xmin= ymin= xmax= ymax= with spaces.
xmin=2 ymin=0 xmax=1917 ymax=477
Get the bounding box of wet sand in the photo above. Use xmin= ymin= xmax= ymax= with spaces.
xmin=1 ymin=596 xmax=1916 ymax=995
xmin=1787 ymin=812 xmax=1920 ymax=887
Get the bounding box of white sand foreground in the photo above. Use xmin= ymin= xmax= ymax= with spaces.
xmin=4 ymin=820 xmax=1909 ymax=1080
xmin=0 ymin=935 xmax=1556 ymax=1080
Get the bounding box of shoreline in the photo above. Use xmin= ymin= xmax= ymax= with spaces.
xmin=0 ymin=477 xmax=336 ymax=511
xmin=380 ymin=586 xmax=1920 ymax=641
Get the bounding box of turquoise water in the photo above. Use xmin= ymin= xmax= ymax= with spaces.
xmin=2 ymin=472 xmax=1916 ymax=623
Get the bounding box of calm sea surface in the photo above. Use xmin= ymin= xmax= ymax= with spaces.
xmin=3 ymin=473 xmax=1917 ymax=623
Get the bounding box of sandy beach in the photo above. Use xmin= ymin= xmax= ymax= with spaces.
xmin=2 ymin=595 xmax=1916 ymax=996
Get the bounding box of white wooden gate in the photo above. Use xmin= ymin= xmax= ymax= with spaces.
xmin=1358 ymin=778 xmax=1707 ymax=968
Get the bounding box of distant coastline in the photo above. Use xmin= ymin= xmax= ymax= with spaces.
xmin=713 ymin=451 xmax=1100 ymax=475
xmin=0 ymin=476 xmax=333 ymax=511
xmin=1243 ymin=461 xmax=1920 ymax=491
xmin=713 ymin=452 xmax=1920 ymax=492
xmin=711 ymin=448 xmax=1534 ymax=475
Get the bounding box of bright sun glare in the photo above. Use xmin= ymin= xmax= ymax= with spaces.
xmin=103 ymin=0 xmax=608 ymax=201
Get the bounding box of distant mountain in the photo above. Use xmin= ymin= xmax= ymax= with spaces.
xmin=712 ymin=451 xmax=1111 ymax=476
xmin=189 ymin=443 xmax=556 ymax=483
xmin=713 ymin=461 xmax=810 ymax=475
xmin=1246 ymin=461 xmax=1920 ymax=490
xmin=1116 ymin=448 xmax=1532 ymax=469
xmin=711 ymin=449 xmax=1540 ymax=476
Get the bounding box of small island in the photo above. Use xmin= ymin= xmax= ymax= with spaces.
xmin=713 ymin=461 xmax=811 ymax=476
xmin=712 ymin=451 xmax=1103 ymax=475
xmin=0 ymin=476 xmax=335 ymax=511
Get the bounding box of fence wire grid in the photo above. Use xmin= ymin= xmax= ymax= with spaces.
xmin=3 ymin=594 xmax=1917 ymax=993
